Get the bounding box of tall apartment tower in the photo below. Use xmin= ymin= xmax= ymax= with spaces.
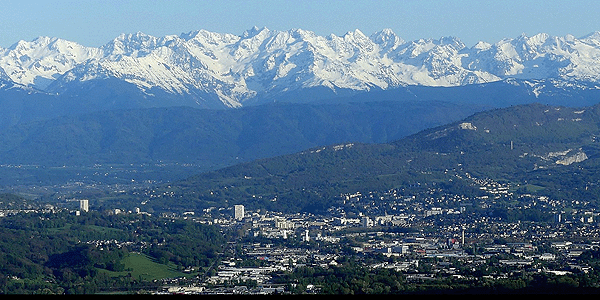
xmin=234 ymin=205 xmax=244 ymax=220
xmin=79 ymin=199 xmax=89 ymax=212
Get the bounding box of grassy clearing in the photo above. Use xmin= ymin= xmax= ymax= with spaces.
xmin=523 ymin=184 xmax=545 ymax=193
xmin=100 ymin=252 xmax=187 ymax=281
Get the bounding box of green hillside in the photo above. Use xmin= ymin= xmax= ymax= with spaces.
xmin=120 ymin=103 xmax=600 ymax=213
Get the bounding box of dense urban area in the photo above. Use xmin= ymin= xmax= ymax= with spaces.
xmin=2 ymin=171 xmax=600 ymax=295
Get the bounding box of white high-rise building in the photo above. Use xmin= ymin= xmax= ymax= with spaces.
xmin=361 ymin=216 xmax=373 ymax=227
xmin=234 ymin=205 xmax=244 ymax=220
xmin=79 ymin=199 xmax=89 ymax=212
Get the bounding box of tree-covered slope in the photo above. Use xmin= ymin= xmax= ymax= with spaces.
xmin=0 ymin=100 xmax=481 ymax=169
xmin=129 ymin=103 xmax=600 ymax=213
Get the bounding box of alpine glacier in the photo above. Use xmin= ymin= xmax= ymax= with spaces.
xmin=1 ymin=27 xmax=600 ymax=108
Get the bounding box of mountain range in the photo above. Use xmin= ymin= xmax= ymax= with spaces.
xmin=2 ymin=27 xmax=600 ymax=112
xmin=3 ymin=28 xmax=600 ymax=196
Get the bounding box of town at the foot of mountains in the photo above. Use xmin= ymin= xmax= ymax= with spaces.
xmin=3 ymin=175 xmax=599 ymax=295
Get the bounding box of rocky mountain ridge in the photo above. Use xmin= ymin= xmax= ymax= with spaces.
xmin=2 ymin=27 xmax=600 ymax=108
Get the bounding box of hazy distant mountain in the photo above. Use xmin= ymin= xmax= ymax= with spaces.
xmin=1 ymin=28 xmax=600 ymax=109
xmin=0 ymin=100 xmax=482 ymax=170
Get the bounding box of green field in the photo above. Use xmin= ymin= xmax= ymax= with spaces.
xmin=101 ymin=252 xmax=188 ymax=281
xmin=523 ymin=184 xmax=546 ymax=193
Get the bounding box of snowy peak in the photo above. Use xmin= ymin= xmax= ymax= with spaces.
xmin=2 ymin=28 xmax=600 ymax=107
xmin=580 ymin=31 xmax=600 ymax=46
xmin=370 ymin=28 xmax=405 ymax=52
xmin=0 ymin=36 xmax=103 ymax=89
xmin=101 ymin=32 xmax=164 ymax=57
xmin=464 ymin=32 xmax=600 ymax=81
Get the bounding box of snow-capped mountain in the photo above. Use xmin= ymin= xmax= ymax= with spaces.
xmin=2 ymin=27 xmax=600 ymax=108
xmin=0 ymin=36 xmax=104 ymax=90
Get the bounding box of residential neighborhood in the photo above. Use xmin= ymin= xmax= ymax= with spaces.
xmin=2 ymin=170 xmax=600 ymax=294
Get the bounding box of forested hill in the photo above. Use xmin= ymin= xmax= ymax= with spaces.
xmin=0 ymin=100 xmax=483 ymax=187
xmin=117 ymin=103 xmax=600 ymax=213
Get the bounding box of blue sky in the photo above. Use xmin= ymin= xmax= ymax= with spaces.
xmin=1 ymin=0 xmax=599 ymax=48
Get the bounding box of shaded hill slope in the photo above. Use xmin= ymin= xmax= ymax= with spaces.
xmin=127 ymin=103 xmax=600 ymax=213
xmin=0 ymin=100 xmax=483 ymax=188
